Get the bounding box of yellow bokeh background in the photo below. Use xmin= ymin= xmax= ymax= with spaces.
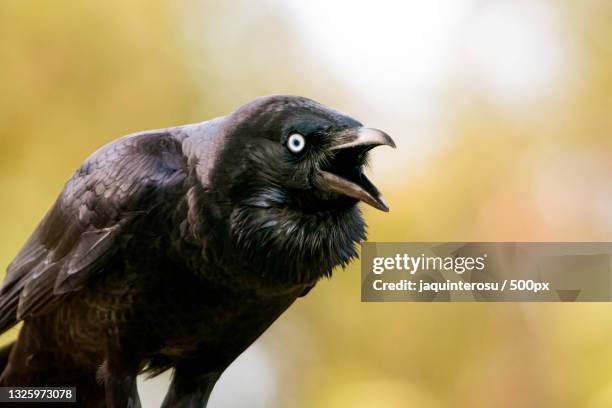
xmin=1 ymin=1 xmax=612 ymax=407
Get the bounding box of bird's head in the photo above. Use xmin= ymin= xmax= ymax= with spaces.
xmin=205 ymin=96 xmax=395 ymax=285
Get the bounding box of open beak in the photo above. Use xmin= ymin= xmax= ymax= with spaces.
xmin=315 ymin=127 xmax=396 ymax=212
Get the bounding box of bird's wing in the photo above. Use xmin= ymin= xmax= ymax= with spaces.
xmin=0 ymin=130 xmax=187 ymax=333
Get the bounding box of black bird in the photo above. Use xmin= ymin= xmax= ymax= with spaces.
xmin=0 ymin=95 xmax=394 ymax=407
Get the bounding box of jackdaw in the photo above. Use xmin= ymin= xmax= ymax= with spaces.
xmin=0 ymin=95 xmax=395 ymax=407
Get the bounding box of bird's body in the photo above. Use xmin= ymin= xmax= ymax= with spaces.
xmin=0 ymin=96 xmax=394 ymax=407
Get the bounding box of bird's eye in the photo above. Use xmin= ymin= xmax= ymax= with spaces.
xmin=287 ymin=133 xmax=306 ymax=154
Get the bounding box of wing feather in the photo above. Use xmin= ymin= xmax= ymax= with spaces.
xmin=0 ymin=130 xmax=187 ymax=333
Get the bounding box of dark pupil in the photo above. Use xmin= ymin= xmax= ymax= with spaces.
xmin=292 ymin=138 xmax=300 ymax=146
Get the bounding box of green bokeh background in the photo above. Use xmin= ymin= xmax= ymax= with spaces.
xmin=1 ymin=1 xmax=612 ymax=407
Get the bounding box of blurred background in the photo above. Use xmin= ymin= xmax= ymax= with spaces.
xmin=1 ymin=0 xmax=611 ymax=406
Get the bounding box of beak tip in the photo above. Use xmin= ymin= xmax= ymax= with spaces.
xmin=376 ymin=196 xmax=390 ymax=212
xmin=365 ymin=194 xmax=389 ymax=212
xmin=372 ymin=203 xmax=390 ymax=212
xmin=354 ymin=127 xmax=396 ymax=150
